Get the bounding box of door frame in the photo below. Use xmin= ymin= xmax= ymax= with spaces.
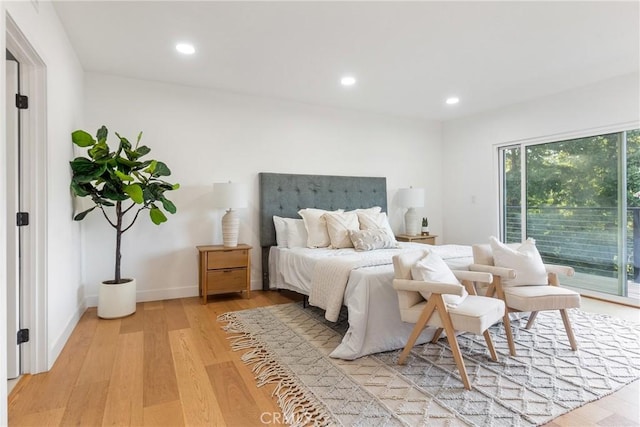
xmin=6 ymin=48 xmax=20 ymax=379
xmin=5 ymin=13 xmax=48 ymax=375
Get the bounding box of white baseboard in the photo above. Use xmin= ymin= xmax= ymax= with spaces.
xmin=48 ymin=301 xmax=87 ymax=371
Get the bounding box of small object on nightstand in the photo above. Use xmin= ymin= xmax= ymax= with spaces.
xmin=421 ymin=217 xmax=429 ymax=235
xmin=197 ymin=244 xmax=252 ymax=304
xmin=396 ymin=234 xmax=437 ymax=245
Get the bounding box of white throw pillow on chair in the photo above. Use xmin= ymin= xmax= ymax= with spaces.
xmin=489 ymin=236 xmax=548 ymax=286
xmin=411 ymin=252 xmax=468 ymax=307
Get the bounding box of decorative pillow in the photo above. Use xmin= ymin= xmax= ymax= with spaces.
xmin=411 ymin=252 xmax=468 ymax=307
xmin=273 ymin=216 xmax=288 ymax=247
xmin=298 ymin=208 xmax=343 ymax=248
xmin=357 ymin=211 xmax=395 ymax=238
xmin=285 ymin=218 xmax=308 ymax=248
xmin=346 ymin=206 xmax=382 ymax=215
xmin=349 ymin=229 xmax=399 ymax=251
xmin=489 ymin=236 xmax=548 ymax=287
xmin=323 ymin=211 xmax=360 ymax=248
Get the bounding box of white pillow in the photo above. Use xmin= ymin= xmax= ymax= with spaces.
xmin=349 ymin=229 xmax=399 ymax=251
xmin=347 ymin=206 xmax=382 ymax=215
xmin=323 ymin=211 xmax=359 ymax=248
xmin=357 ymin=211 xmax=395 ymax=239
xmin=285 ymin=219 xmax=308 ymax=248
xmin=298 ymin=208 xmax=343 ymax=248
xmin=411 ymin=252 xmax=468 ymax=307
xmin=489 ymin=236 xmax=548 ymax=287
xmin=273 ymin=216 xmax=288 ymax=247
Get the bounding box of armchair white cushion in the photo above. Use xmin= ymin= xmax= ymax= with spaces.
xmin=489 ymin=237 xmax=548 ymax=286
xmin=392 ymin=250 xmax=506 ymax=390
xmin=410 ymin=252 xmax=468 ymax=307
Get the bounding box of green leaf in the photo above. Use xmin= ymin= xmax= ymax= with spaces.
xmin=136 ymin=145 xmax=151 ymax=157
xmin=115 ymin=157 xmax=142 ymax=169
xmin=136 ymin=131 xmax=143 ymax=145
xmin=73 ymin=205 xmax=96 ymax=221
xmin=96 ymin=126 xmax=108 ymax=144
xmin=102 ymin=182 xmax=129 ymax=201
xmin=150 ymin=206 xmax=167 ymax=225
xmin=70 ymin=159 xmax=107 ymax=183
xmin=88 ymin=141 xmax=110 ymax=160
xmin=119 ymin=137 xmax=132 ymax=151
xmin=70 ymin=182 xmax=92 ymax=197
xmin=70 ymin=157 xmax=96 ymax=173
xmin=152 ymin=161 xmax=171 ymax=177
xmin=161 ymin=197 xmax=177 ymax=214
xmin=172 ymin=183 xmax=180 ymax=190
xmin=124 ymin=184 xmax=144 ymax=204
xmin=144 ymin=160 xmax=157 ymax=174
xmin=72 ymin=130 xmax=95 ymax=147
xmin=114 ymin=170 xmax=134 ymax=182
xmin=124 ymin=148 xmax=139 ymax=161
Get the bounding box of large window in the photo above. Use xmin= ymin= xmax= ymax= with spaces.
xmin=500 ymin=129 xmax=640 ymax=302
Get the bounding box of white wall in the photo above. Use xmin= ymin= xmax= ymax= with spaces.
xmin=3 ymin=0 xmax=84 ymax=377
xmin=441 ymin=72 xmax=640 ymax=245
xmin=82 ymin=72 xmax=443 ymax=302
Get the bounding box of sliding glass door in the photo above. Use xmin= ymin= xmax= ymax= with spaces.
xmin=500 ymin=128 xmax=640 ymax=301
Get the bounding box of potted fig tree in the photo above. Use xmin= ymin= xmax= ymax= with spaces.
xmin=70 ymin=125 xmax=179 ymax=318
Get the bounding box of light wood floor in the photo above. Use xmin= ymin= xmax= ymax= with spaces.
xmin=7 ymin=291 xmax=640 ymax=426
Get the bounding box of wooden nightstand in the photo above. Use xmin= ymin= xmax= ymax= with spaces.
xmin=197 ymin=244 xmax=252 ymax=304
xmin=395 ymin=234 xmax=438 ymax=245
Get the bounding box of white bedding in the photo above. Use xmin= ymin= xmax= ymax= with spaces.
xmin=269 ymin=243 xmax=474 ymax=359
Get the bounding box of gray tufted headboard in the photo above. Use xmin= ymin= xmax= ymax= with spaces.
xmin=259 ymin=172 xmax=388 ymax=289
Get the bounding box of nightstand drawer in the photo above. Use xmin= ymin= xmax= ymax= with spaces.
xmin=206 ymin=268 xmax=247 ymax=293
xmin=207 ymin=249 xmax=248 ymax=270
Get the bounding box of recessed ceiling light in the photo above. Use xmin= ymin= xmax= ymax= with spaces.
xmin=176 ymin=43 xmax=195 ymax=55
xmin=446 ymin=97 xmax=460 ymax=105
xmin=341 ymin=76 xmax=356 ymax=87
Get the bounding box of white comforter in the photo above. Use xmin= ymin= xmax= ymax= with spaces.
xmin=269 ymin=243 xmax=474 ymax=360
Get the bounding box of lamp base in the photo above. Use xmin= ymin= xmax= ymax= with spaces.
xmin=221 ymin=209 xmax=240 ymax=247
xmin=405 ymin=207 xmax=419 ymax=236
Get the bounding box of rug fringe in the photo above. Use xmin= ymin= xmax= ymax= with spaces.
xmin=218 ymin=312 xmax=335 ymax=427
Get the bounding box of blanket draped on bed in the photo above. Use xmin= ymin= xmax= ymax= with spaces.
xmin=309 ymin=252 xmax=394 ymax=321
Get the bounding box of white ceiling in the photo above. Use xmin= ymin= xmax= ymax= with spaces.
xmin=53 ymin=1 xmax=640 ymax=121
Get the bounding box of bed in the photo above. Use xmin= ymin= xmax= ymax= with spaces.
xmin=258 ymin=172 xmax=473 ymax=359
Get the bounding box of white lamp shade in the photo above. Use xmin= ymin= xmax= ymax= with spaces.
xmin=212 ymin=182 xmax=248 ymax=209
xmin=397 ymin=187 xmax=425 ymax=208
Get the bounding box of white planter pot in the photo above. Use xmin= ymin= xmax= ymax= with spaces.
xmin=98 ymin=278 xmax=137 ymax=319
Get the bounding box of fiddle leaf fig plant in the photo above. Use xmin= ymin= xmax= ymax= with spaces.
xmin=70 ymin=125 xmax=179 ymax=284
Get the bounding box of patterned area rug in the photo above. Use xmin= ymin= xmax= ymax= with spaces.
xmin=218 ymin=303 xmax=640 ymax=426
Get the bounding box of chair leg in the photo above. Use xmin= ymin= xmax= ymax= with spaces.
xmin=503 ymin=312 xmax=517 ymax=357
xmin=525 ymin=311 xmax=539 ymax=330
xmin=431 ymin=328 xmax=443 ymax=343
xmin=483 ymin=330 xmax=498 ymax=362
xmin=560 ymin=309 xmax=578 ymax=351
xmin=436 ymin=299 xmax=471 ymax=390
xmin=398 ymin=298 xmax=437 ymax=365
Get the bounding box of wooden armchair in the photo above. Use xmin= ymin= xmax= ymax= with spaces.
xmin=469 ymin=240 xmax=580 ymax=356
xmin=392 ymin=250 xmax=506 ymax=390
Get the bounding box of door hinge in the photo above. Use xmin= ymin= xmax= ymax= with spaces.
xmin=16 ymin=94 xmax=29 ymax=109
xmin=17 ymin=329 xmax=29 ymax=345
xmin=17 ymin=212 xmax=29 ymax=226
